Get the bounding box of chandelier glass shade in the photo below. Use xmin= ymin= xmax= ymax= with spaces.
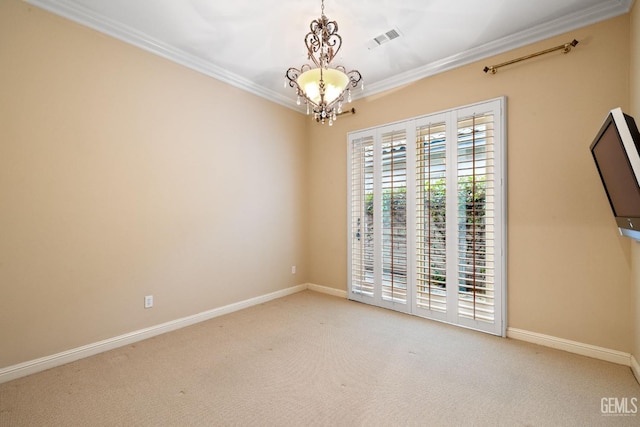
xmin=285 ymin=0 xmax=362 ymax=125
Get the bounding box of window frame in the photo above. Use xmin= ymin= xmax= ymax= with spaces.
xmin=347 ymin=97 xmax=507 ymax=336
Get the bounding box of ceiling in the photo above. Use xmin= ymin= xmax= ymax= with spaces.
xmin=26 ymin=0 xmax=633 ymax=111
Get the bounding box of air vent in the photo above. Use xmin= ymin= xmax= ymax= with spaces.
xmin=374 ymin=34 xmax=388 ymax=45
xmin=366 ymin=28 xmax=402 ymax=50
xmin=385 ymin=29 xmax=400 ymax=40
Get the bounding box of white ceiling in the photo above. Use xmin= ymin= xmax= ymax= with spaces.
xmin=26 ymin=0 xmax=633 ymax=111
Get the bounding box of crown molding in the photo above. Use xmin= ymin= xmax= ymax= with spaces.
xmin=24 ymin=0 xmax=297 ymax=110
xmin=360 ymin=0 xmax=633 ymax=99
xmin=25 ymin=0 xmax=632 ymax=110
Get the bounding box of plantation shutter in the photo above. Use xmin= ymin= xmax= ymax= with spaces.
xmin=348 ymin=97 xmax=505 ymax=336
xmin=456 ymin=111 xmax=497 ymax=325
xmin=380 ymin=129 xmax=408 ymax=304
xmin=415 ymin=120 xmax=448 ymax=317
xmin=349 ymin=133 xmax=375 ymax=299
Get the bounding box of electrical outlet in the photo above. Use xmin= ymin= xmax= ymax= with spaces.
xmin=144 ymin=295 xmax=153 ymax=309
xmin=291 ymin=266 xmax=296 ymax=274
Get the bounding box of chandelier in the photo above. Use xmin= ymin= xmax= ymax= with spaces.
xmin=285 ymin=0 xmax=362 ymax=125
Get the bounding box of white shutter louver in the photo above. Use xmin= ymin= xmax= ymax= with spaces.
xmin=456 ymin=113 xmax=496 ymax=323
xmin=350 ymin=135 xmax=375 ymax=297
xmin=381 ymin=130 xmax=408 ymax=303
xmin=416 ymin=122 xmax=447 ymax=313
xmin=348 ymin=98 xmax=504 ymax=336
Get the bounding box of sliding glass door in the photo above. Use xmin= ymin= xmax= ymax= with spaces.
xmin=348 ymin=98 xmax=506 ymax=336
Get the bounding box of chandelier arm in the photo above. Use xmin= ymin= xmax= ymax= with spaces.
xmin=324 ymin=22 xmax=341 ymax=62
xmin=285 ymin=67 xmax=301 ymax=89
xmin=307 ymin=19 xmax=322 ymax=50
xmin=346 ymin=70 xmax=363 ymax=88
xmin=309 ymin=18 xmax=320 ymax=35
xmin=326 ymin=20 xmax=338 ymax=34
xmin=305 ymin=33 xmax=322 ymax=68
xmin=305 ymin=16 xmax=343 ymax=67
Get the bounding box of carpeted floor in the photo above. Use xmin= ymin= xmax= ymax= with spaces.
xmin=1 ymin=290 xmax=639 ymax=426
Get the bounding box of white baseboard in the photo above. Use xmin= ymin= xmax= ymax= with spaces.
xmin=0 ymin=284 xmax=307 ymax=384
xmin=507 ymin=327 xmax=631 ymax=366
xmin=3 ymin=287 xmax=631 ymax=385
xmin=306 ymin=283 xmax=348 ymax=298
xmin=631 ymin=355 xmax=640 ymax=383
xmin=307 ymin=288 xmax=637 ymax=374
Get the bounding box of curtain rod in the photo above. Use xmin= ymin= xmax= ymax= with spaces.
xmin=483 ymin=39 xmax=579 ymax=74
xmin=337 ymin=107 xmax=356 ymax=117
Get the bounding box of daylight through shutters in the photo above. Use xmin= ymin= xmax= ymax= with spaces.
xmin=457 ymin=113 xmax=496 ymax=323
xmin=416 ymin=122 xmax=447 ymax=313
xmin=381 ymin=130 xmax=408 ymax=303
xmin=348 ymin=98 xmax=505 ymax=336
xmin=350 ymin=135 xmax=375 ymax=297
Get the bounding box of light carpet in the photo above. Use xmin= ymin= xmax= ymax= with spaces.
xmin=1 ymin=290 xmax=638 ymax=426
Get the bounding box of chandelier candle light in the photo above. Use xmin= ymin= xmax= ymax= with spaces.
xmin=285 ymin=0 xmax=363 ymax=125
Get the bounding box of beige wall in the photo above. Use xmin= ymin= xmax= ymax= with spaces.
xmin=1 ymin=0 xmax=637 ymax=370
xmin=309 ymin=15 xmax=633 ymax=352
xmin=630 ymin=0 xmax=640 ymax=365
xmin=0 ymin=0 xmax=309 ymax=367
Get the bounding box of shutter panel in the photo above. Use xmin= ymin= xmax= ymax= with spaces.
xmin=456 ymin=112 xmax=496 ymax=323
xmin=348 ymin=97 xmax=505 ymax=336
xmin=350 ymin=134 xmax=375 ymax=297
xmin=415 ymin=121 xmax=447 ymax=313
xmin=381 ymin=129 xmax=408 ymax=303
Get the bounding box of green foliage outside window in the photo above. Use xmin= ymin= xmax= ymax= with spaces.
xmin=363 ymin=176 xmax=487 ymax=292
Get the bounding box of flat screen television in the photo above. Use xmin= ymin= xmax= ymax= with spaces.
xmin=590 ymin=108 xmax=640 ymax=240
